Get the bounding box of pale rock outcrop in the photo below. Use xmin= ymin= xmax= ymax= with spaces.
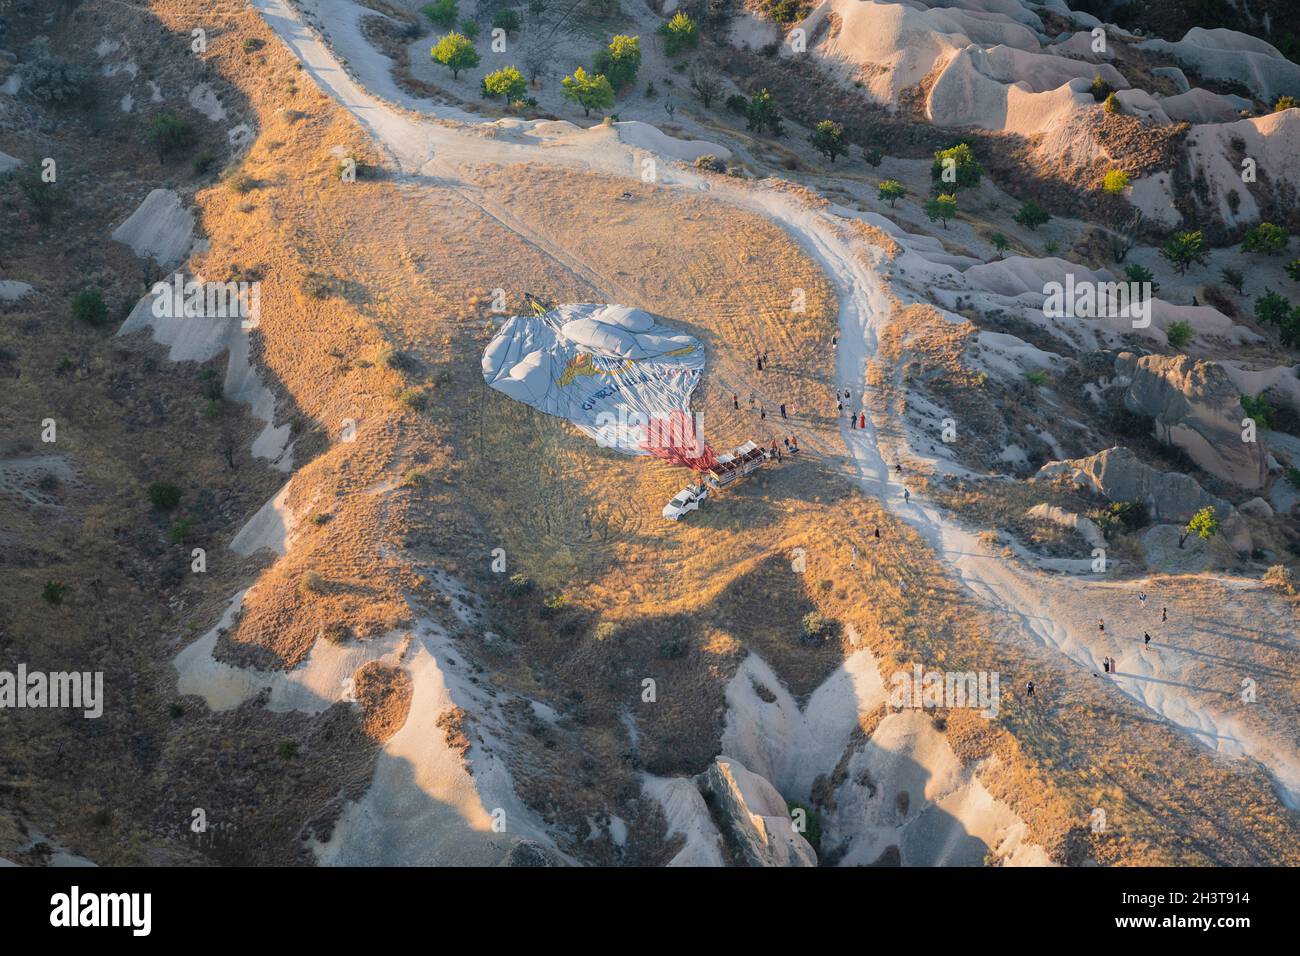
xmin=1026 ymin=502 xmax=1106 ymax=549
xmin=1036 ymin=447 xmax=1226 ymax=521
xmin=1115 ymin=353 xmax=1267 ymax=490
xmin=701 ymin=757 xmax=817 ymax=867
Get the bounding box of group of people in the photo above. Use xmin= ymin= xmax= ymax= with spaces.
xmin=1029 ymin=596 xmax=1173 ymax=699
xmin=768 ymin=435 xmax=800 ymax=462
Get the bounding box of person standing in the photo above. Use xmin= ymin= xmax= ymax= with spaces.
xmin=1144 ymin=632 xmax=1151 ymax=646
xmin=733 ymin=393 xmax=739 ymax=410
xmin=760 ymin=406 xmax=766 ymax=420
xmin=903 ymin=488 xmax=910 ymax=503
xmin=780 ymin=403 xmax=787 ymax=419
xmin=1026 ymin=680 xmax=1035 ymax=699
xmin=1162 ymin=607 xmax=1167 ymax=623
xmin=850 ymin=545 xmax=858 ymax=569
xmin=859 ymin=411 xmax=866 ymax=429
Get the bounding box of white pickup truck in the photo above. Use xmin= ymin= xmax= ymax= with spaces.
xmin=662 ymin=483 xmax=708 ymax=521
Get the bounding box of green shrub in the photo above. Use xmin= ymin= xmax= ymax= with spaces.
xmin=694 ymin=153 xmax=725 ymax=173
xmin=492 ymin=8 xmax=522 ymax=33
xmin=659 ymin=12 xmax=698 ymax=57
xmin=801 ymin=612 xmax=839 ymax=644
xmin=148 ymin=111 xmax=195 ymax=163
xmin=169 ymin=518 xmax=194 ymax=543
xmin=432 ymin=32 xmax=480 ymax=79
xmin=1240 ymin=393 xmax=1274 ymax=430
xmin=1024 ymin=369 xmax=1049 ymax=387
xmin=1165 ymin=320 xmax=1193 ymax=349
xmin=42 ymin=581 xmax=67 ymax=605
xmin=1102 ymin=169 xmax=1129 ymax=194
xmin=593 ymin=34 xmax=641 ymax=91
xmin=507 ymin=573 xmax=534 ymax=596
xmin=148 ymin=482 xmax=183 ymax=510
xmin=192 ymin=151 xmax=217 ymax=175
xmin=1241 ymin=222 xmax=1289 ymax=256
xmin=421 ymin=0 xmax=458 ymax=28
xmin=1014 ymin=199 xmax=1050 ymax=230
xmin=71 ymin=290 xmax=108 ymax=327
xmin=482 ymin=65 xmax=527 ymax=102
xmin=930 ymin=142 xmax=982 ymax=191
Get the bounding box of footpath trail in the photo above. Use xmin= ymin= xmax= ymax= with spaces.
xmin=252 ymin=0 xmax=1300 ymax=809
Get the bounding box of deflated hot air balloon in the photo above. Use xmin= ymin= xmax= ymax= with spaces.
xmin=481 ymin=301 xmax=716 ymax=470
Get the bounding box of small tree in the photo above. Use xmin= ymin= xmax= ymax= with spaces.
xmin=1124 ymin=263 xmax=1159 ymax=295
xmin=148 ymin=111 xmax=195 ymax=164
xmin=492 ymin=8 xmax=522 ymax=34
xmin=659 ymin=12 xmax=699 ymax=57
xmin=1159 ymin=230 xmax=1208 ymax=275
xmin=1179 ymin=506 xmax=1219 ymax=549
xmin=688 ymin=70 xmax=720 ymax=108
xmin=1221 ymin=265 xmax=1246 ymax=294
xmin=421 ymin=0 xmax=458 ymax=28
xmin=1104 ymin=92 xmax=1120 ymax=114
xmin=593 ymin=34 xmax=641 ymax=91
xmin=990 ymin=232 xmax=1009 ymax=256
xmin=1285 ymin=259 xmax=1300 ymax=282
xmin=745 ymin=88 xmax=784 ymax=137
xmin=71 ymin=290 xmax=108 ymax=327
xmin=930 ymin=142 xmax=982 ymax=191
xmin=1102 ymin=168 xmax=1129 ymax=194
xmin=1014 ymin=199 xmax=1050 ymax=230
xmin=561 ymin=67 xmax=615 ymax=116
xmin=1166 ymin=320 xmax=1193 ymax=349
xmin=1274 ymin=95 xmax=1299 ymax=112
xmin=148 ymin=482 xmax=183 ymax=511
xmin=1089 ymin=74 xmax=1112 ymax=102
xmin=1255 ymin=289 xmax=1290 ymax=328
xmin=432 ymin=32 xmax=479 ymax=79
xmin=863 ymin=146 xmax=883 ymax=167
xmin=810 ymin=119 xmax=847 ymax=162
xmin=482 ymin=65 xmax=527 ymax=102
xmin=925 ymin=193 xmax=957 ymax=228
xmin=1241 ymin=221 xmax=1289 ymax=256
xmin=878 ymin=179 xmax=905 ymax=207
xmin=15 ymin=163 xmax=68 ymax=224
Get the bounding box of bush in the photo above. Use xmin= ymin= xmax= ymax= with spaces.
xmin=593 ymin=34 xmax=641 ymax=91
xmin=1241 ymin=221 xmax=1289 ymax=256
xmin=693 ymin=153 xmax=725 ymax=173
xmin=1159 ymin=231 xmax=1208 ymax=275
xmin=1024 ymin=369 xmax=1049 ymax=387
xmin=192 ymin=151 xmax=217 ymax=175
xmin=15 ymin=164 xmax=68 ymax=223
xmin=71 ymin=290 xmax=108 ymax=327
xmin=492 ymin=8 xmax=522 ymax=33
xmin=1221 ymin=266 xmax=1246 ymax=293
xmin=507 ymin=573 xmax=534 ymax=596
xmin=724 ymin=92 xmax=748 ymax=114
xmin=1240 ymin=393 xmax=1274 ymax=430
xmin=787 ymin=801 xmax=822 ymax=848
xmin=226 ymin=172 xmax=257 ymax=194
xmin=459 ymin=18 xmax=481 ymax=40
xmin=1124 ymin=263 xmax=1158 ymax=295
xmin=1014 ymin=199 xmax=1050 ymax=230
xmin=148 ymin=482 xmax=183 ymax=510
xmin=745 ymin=88 xmax=784 ymax=136
xmin=421 ymin=0 xmax=458 ymax=28
xmin=1102 ymin=169 xmax=1129 ymax=194
xmin=1089 ymin=74 xmax=1112 ymax=102
xmin=562 ymin=67 xmax=614 ymax=116
xmin=539 ymin=592 xmax=568 ymax=618
xmin=659 ymin=12 xmax=698 ymax=57
xmin=1090 ymin=501 xmax=1147 ymax=535
xmin=323 ymin=622 xmax=352 ymax=644
xmin=169 ymin=518 xmax=194 ymax=543
xmin=298 ymin=571 xmax=326 ymax=595
xmin=878 ymin=179 xmax=905 ymax=207
xmin=1274 ymin=95 xmax=1299 ymax=112
xmin=801 ymin=612 xmax=839 ymax=644
xmin=21 ymin=50 xmax=92 ymax=103
xmin=276 ymin=741 xmax=300 ymax=759
xmin=42 ymin=581 xmax=67 ymax=605
xmin=863 ymin=146 xmax=883 ymax=167
xmin=148 ymin=111 xmax=195 ymax=163
xmin=1104 ymin=92 xmax=1120 ymax=114
xmin=1165 ymin=320 xmax=1193 ymax=348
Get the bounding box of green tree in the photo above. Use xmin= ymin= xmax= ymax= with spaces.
xmin=1014 ymin=199 xmax=1050 ymax=230
xmin=431 ymin=32 xmax=480 ymax=79
xmin=15 ymin=163 xmax=69 ymax=224
xmin=1104 ymin=92 xmax=1120 ymax=114
xmin=1102 ymin=168 xmax=1129 ymax=194
xmin=1240 ymin=393 xmax=1275 ymax=430
xmin=688 ymin=70 xmax=720 ymax=108
xmin=1241 ymin=221 xmax=1289 ymax=255
xmin=659 ymin=12 xmax=699 ymax=57
xmin=71 ymin=290 xmax=108 ymax=327
xmin=1124 ymin=262 xmax=1159 ymax=295
xmin=561 ymin=67 xmax=615 ymax=116
xmin=1166 ymin=320 xmax=1193 ymax=349
xmin=745 ymin=88 xmax=784 ymax=137
xmin=421 ymin=0 xmax=458 ymax=28
xmin=1286 ymin=259 xmax=1300 ymax=282
xmin=492 ymin=8 xmax=522 ymax=34
xmin=863 ymin=146 xmax=883 ymax=167
xmin=482 ymin=65 xmax=527 ymax=102
xmin=925 ymin=193 xmax=957 ymax=228
xmin=1090 ymin=74 xmax=1112 ymax=102
xmin=1253 ymin=289 xmax=1290 ymax=328
xmin=990 ymin=232 xmax=1009 ymax=255
xmin=930 ymin=142 xmax=982 ymax=191
xmin=148 ymin=111 xmax=195 ymax=164
xmin=1159 ymin=231 xmax=1208 ymax=275
xmin=1179 ymin=506 xmax=1220 ymax=549
xmin=594 ymin=34 xmax=641 ymax=91
xmin=878 ymin=179 xmax=905 ymax=207
xmin=1274 ymin=95 xmax=1298 ymax=112
xmin=148 ymin=482 xmax=183 ymax=511
xmin=809 ymin=119 xmax=847 ymax=162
